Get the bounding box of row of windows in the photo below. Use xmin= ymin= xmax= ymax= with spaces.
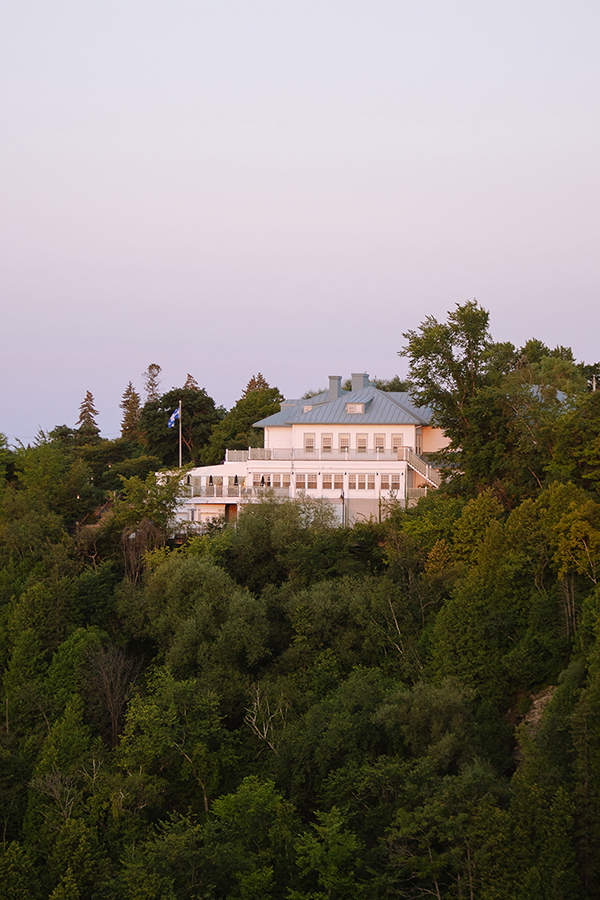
xmin=303 ymin=433 xmax=405 ymax=452
xmin=253 ymin=473 xmax=402 ymax=491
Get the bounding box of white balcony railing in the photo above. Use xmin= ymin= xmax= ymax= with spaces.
xmin=225 ymin=447 xmax=418 ymax=463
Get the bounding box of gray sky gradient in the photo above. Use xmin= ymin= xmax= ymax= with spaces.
xmin=2 ymin=0 xmax=599 ymax=442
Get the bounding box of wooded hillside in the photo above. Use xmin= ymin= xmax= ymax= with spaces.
xmin=2 ymin=305 xmax=600 ymax=898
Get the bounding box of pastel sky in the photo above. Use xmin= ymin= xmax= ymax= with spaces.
xmin=2 ymin=0 xmax=599 ymax=443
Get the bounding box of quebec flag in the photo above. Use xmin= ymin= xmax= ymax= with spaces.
xmin=167 ymin=407 xmax=180 ymax=428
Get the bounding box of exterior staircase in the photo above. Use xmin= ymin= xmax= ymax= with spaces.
xmin=398 ymin=448 xmax=442 ymax=487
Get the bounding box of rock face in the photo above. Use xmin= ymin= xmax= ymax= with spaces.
xmin=512 ymin=686 xmax=557 ymax=764
xmin=522 ymin=686 xmax=556 ymax=735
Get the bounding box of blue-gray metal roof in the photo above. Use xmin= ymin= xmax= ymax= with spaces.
xmin=254 ymin=388 xmax=433 ymax=428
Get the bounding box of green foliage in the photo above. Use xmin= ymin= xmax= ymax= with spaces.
xmin=118 ymin=668 xmax=238 ymax=814
xmin=0 ymin=843 xmax=40 ymax=900
xmin=3 ymin=308 xmax=600 ymax=896
xmin=120 ymin=382 xmax=141 ymax=441
xmin=400 ymin=299 xmax=498 ymax=445
xmin=76 ymin=390 xmax=101 ymax=443
xmin=138 ymin=385 xmax=219 ymax=466
xmin=218 ymin=495 xmax=341 ymax=593
xmin=201 ymin=382 xmax=283 ymax=465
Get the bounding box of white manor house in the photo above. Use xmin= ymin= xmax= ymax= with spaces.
xmin=176 ymin=373 xmax=450 ymax=528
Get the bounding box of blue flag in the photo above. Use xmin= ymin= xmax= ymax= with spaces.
xmin=168 ymin=407 xmax=180 ymax=428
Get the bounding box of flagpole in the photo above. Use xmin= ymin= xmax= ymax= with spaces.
xmin=178 ymin=400 xmax=182 ymax=468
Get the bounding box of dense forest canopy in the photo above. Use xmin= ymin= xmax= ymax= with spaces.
xmin=2 ymin=306 xmax=600 ymax=898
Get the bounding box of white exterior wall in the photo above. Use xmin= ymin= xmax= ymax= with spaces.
xmin=263 ymin=426 xmax=292 ymax=449
xmin=286 ymin=423 xmax=418 ymax=452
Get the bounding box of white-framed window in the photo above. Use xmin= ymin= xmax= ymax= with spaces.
xmin=339 ymin=433 xmax=350 ymax=451
xmin=322 ymin=474 xmax=332 ymax=489
xmin=307 ymin=473 xmax=317 ymax=490
xmin=304 ymin=433 xmax=315 ymax=452
xmin=346 ymin=403 xmax=365 ymax=414
xmin=381 ymin=474 xmax=389 ymax=490
xmin=283 ymin=474 xmax=291 ymax=488
xmin=392 ymin=434 xmax=403 ymax=451
xmin=357 ymin=434 xmax=367 ymax=453
xmin=368 ymin=475 xmax=375 ymax=490
xmin=357 ymin=474 xmax=366 ymax=490
xmin=334 ymin=473 xmax=343 ymax=490
xmin=322 ymin=433 xmax=333 ymax=452
xmin=348 ymin=474 xmax=356 ymax=490
xmin=296 ymin=474 xmax=306 ymax=489
xmin=374 ymin=434 xmax=385 ymax=451
xmin=391 ymin=474 xmax=400 ymax=490
xmin=272 ymin=474 xmax=281 ymax=488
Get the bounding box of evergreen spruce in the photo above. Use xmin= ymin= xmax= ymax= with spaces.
xmin=242 ymin=373 xmax=270 ymax=397
xmin=76 ymin=391 xmax=100 ymax=441
xmin=119 ymin=382 xmax=141 ymax=440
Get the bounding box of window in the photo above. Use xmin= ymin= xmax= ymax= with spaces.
xmin=392 ymin=434 xmax=403 ymax=451
xmin=253 ymin=474 xmax=262 ymax=487
xmin=374 ymin=434 xmax=385 ymax=451
xmin=346 ymin=403 xmax=365 ymax=414
xmin=357 ymin=434 xmax=367 ymax=453
xmin=381 ymin=474 xmax=389 ymax=490
xmin=391 ymin=474 xmax=400 ymax=490
xmin=339 ymin=433 xmax=350 ymax=451
xmin=322 ymin=433 xmax=333 ymax=452
xmin=307 ymin=473 xmax=317 ymax=490
xmin=282 ymin=474 xmax=290 ymax=488
xmin=368 ymin=475 xmax=375 ymax=490
xmin=322 ymin=474 xmax=332 ymax=489
xmin=334 ymin=473 xmax=343 ymax=490
xmin=303 ymin=405 xmax=313 ymax=412
xmin=272 ymin=474 xmax=281 ymax=488
xmin=357 ymin=475 xmax=366 ymax=490
xmin=304 ymin=433 xmax=315 ymax=453
xmin=348 ymin=474 xmax=356 ymax=490
xmin=296 ymin=474 xmax=306 ymax=489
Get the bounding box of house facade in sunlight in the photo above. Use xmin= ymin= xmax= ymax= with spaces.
xmin=176 ymin=373 xmax=450 ymax=528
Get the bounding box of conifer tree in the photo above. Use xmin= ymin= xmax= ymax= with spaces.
xmin=242 ymin=373 xmax=269 ymax=397
xmin=76 ymin=391 xmax=100 ymax=441
xmin=142 ymin=363 xmax=162 ymax=402
xmin=183 ymin=373 xmax=199 ymax=391
xmin=119 ymin=382 xmax=141 ymax=440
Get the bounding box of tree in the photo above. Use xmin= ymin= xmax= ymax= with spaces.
xmin=142 ymin=363 xmax=162 ymax=402
xmin=138 ymin=386 xmax=220 ymax=466
xmin=399 ymin=300 xmax=499 ymax=447
xmin=242 ymin=373 xmax=270 ymax=397
xmin=183 ymin=373 xmax=199 ymax=391
xmin=201 ymin=383 xmax=282 ymax=466
xmin=82 ymin=643 xmax=140 ymax=748
xmin=120 ymin=382 xmax=141 ymax=440
xmin=372 ymin=375 xmax=409 ymax=392
xmin=400 ymin=301 xmax=585 ymax=499
xmin=0 ymin=433 xmax=14 ymax=488
xmin=76 ymin=392 xmax=100 ymax=442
